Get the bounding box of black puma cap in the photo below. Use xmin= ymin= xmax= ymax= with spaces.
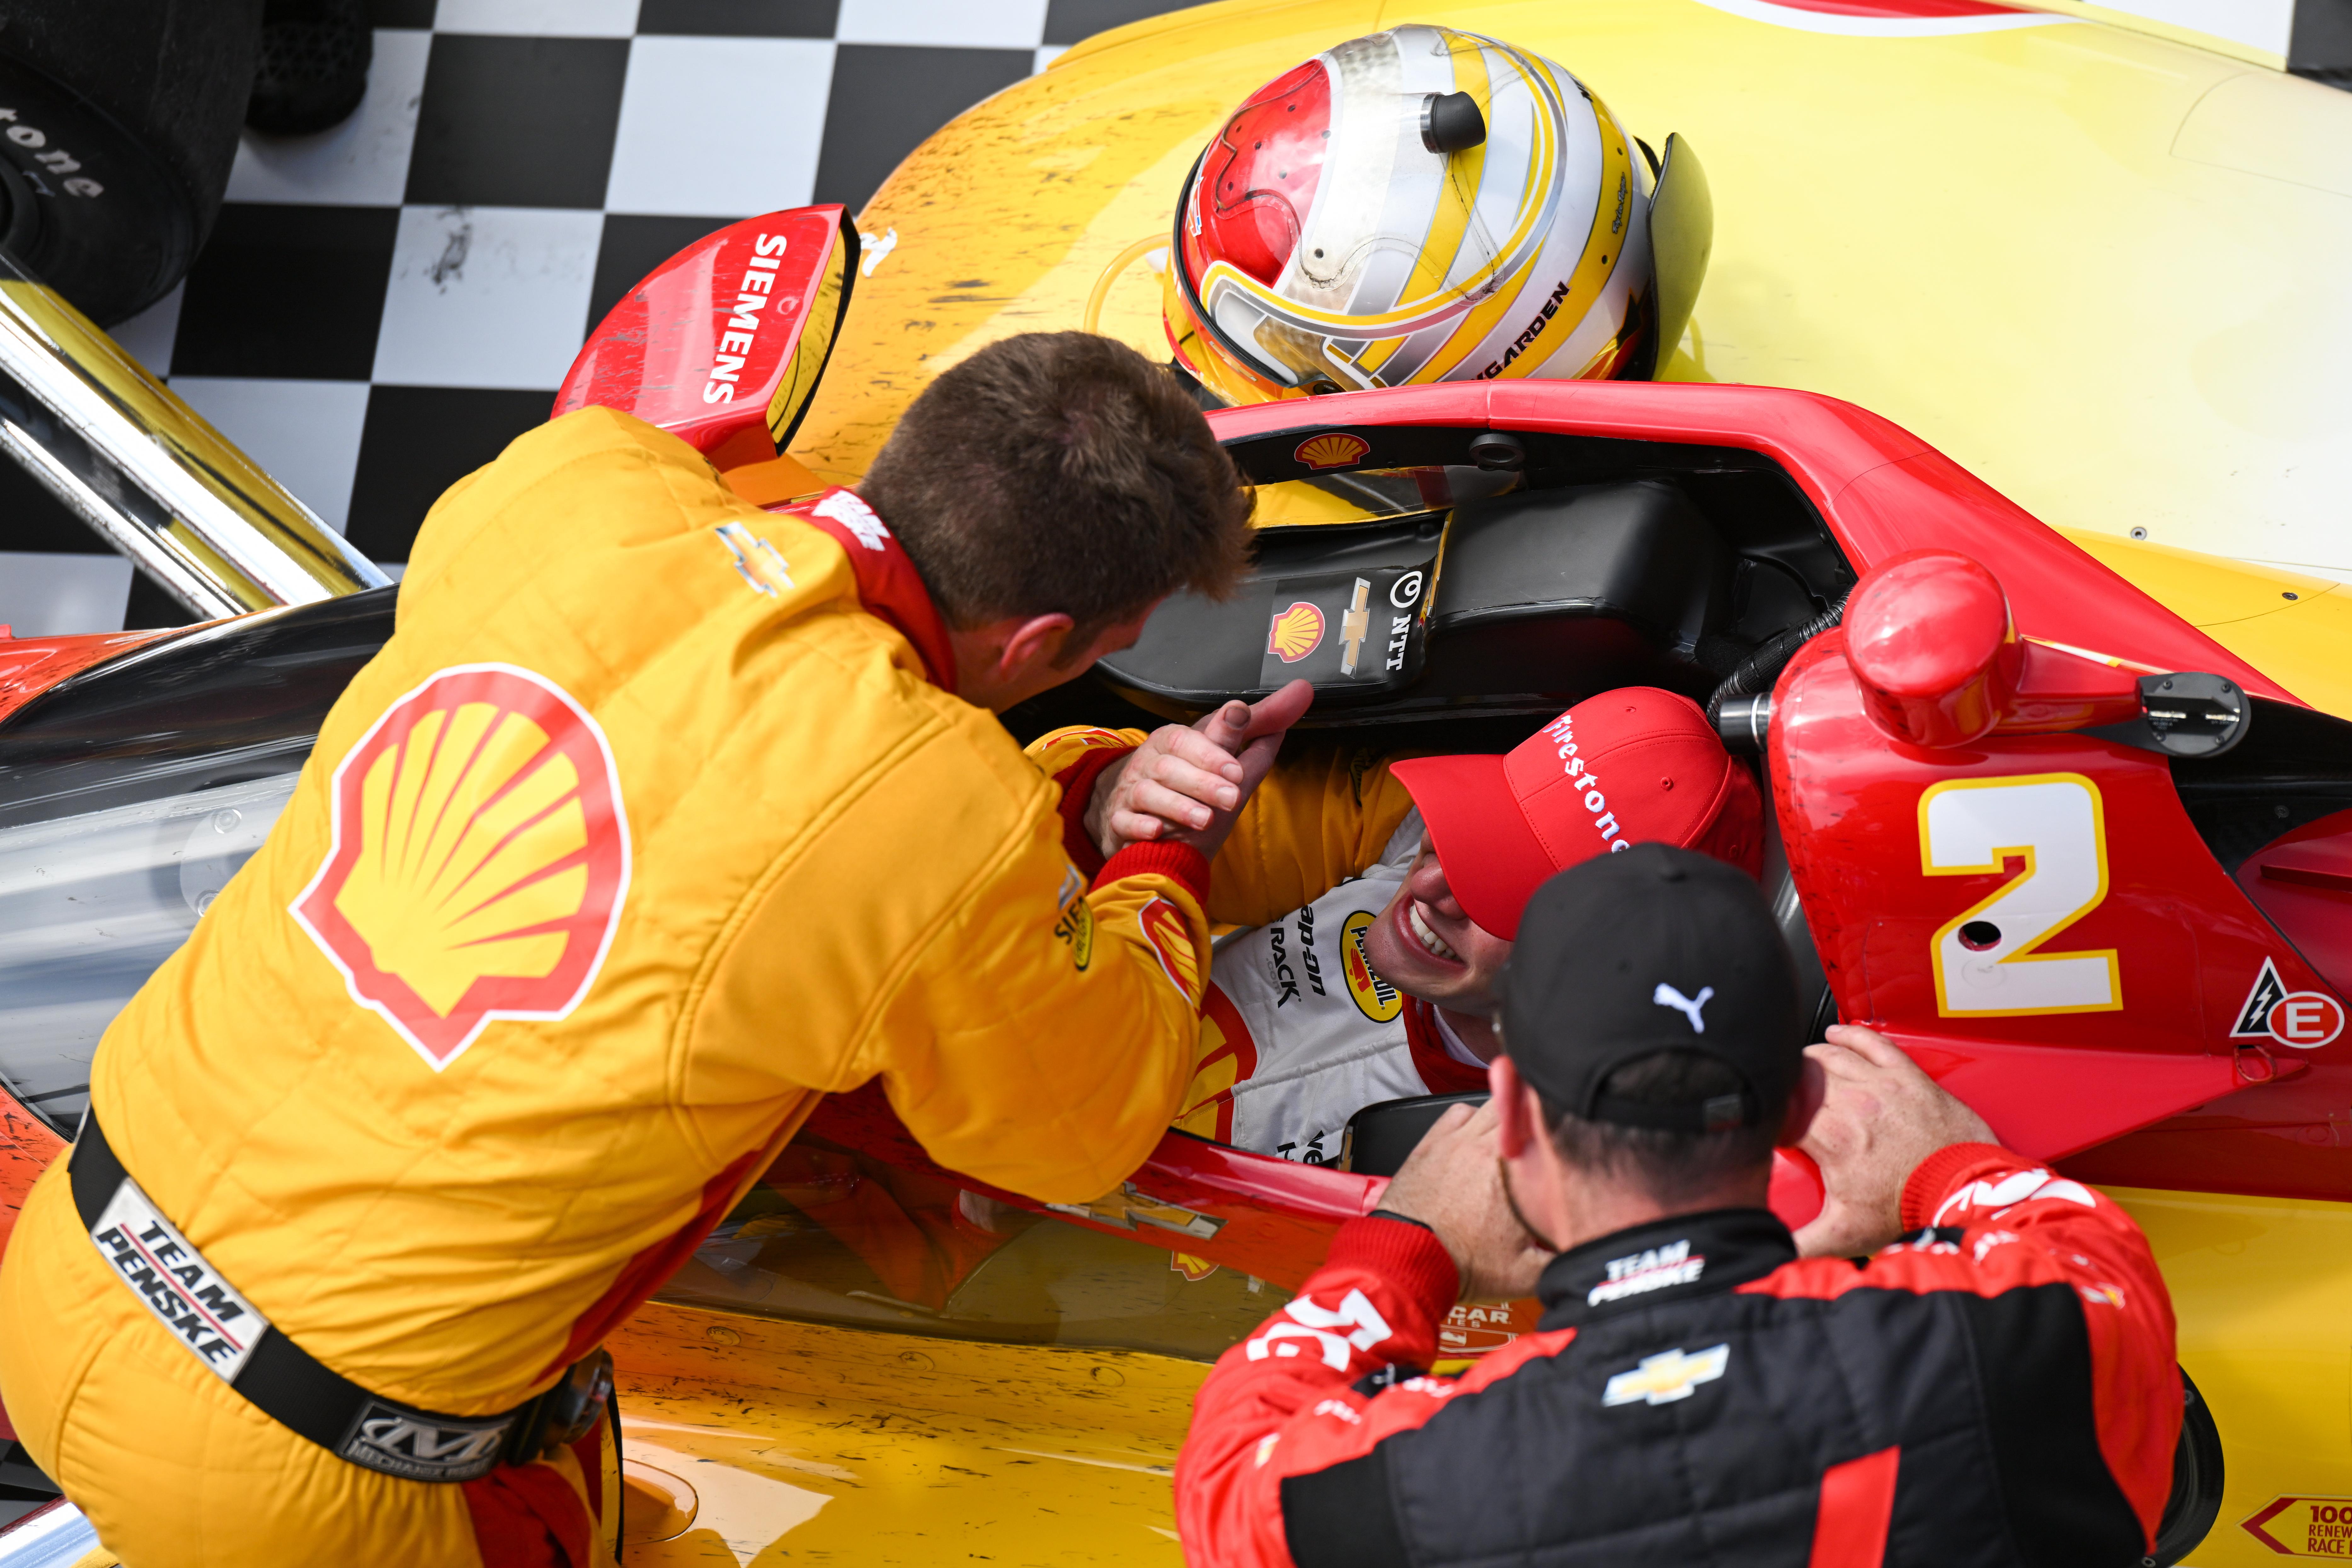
xmin=1499 ymin=843 xmax=1801 ymax=1132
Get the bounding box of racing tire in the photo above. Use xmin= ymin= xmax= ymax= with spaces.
xmin=2147 ymin=1366 xmax=2225 ymax=1567
xmin=0 ymin=0 xmax=264 ymax=324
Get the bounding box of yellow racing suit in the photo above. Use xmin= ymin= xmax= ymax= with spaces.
xmin=1029 ymin=730 xmax=1432 ymax=1151
xmin=0 ymin=410 xmax=1211 ymax=1565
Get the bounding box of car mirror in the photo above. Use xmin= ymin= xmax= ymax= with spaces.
xmin=553 ymin=206 xmax=859 ymax=473
xmin=1648 ymin=132 xmax=1712 ymax=375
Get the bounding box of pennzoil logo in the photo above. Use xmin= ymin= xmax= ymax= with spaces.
xmin=1267 ymin=601 xmax=1325 ymax=664
xmin=1340 ymin=910 xmax=1402 ymax=1023
xmin=1294 ymin=433 xmax=1369 ymax=471
xmin=292 ymin=664 xmax=631 ymax=1071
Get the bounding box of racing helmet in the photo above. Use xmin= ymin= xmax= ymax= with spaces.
xmin=1164 ymin=26 xmax=1711 ymax=405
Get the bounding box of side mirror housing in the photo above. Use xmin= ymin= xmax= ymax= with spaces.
xmin=553 ymin=207 xmax=859 ymax=472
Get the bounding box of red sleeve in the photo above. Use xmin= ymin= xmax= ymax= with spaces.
xmin=1047 ymin=741 xmax=1135 ymax=878
xmin=1176 ymin=1217 xmax=1569 ymax=1568
xmin=1753 ymin=1143 xmax=2182 ymax=1547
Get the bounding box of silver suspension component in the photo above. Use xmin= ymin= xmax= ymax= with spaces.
xmin=0 ymin=248 xmax=389 ymax=620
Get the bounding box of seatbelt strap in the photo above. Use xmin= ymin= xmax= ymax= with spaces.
xmin=69 ymin=1110 xmax=548 ymax=1484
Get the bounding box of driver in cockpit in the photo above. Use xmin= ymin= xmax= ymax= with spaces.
xmin=1036 ymin=686 xmax=1762 ymax=1164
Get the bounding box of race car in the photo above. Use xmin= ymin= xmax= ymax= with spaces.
xmin=2 ymin=204 xmax=2349 ymax=1567
xmin=794 ymin=0 xmax=2352 ymax=597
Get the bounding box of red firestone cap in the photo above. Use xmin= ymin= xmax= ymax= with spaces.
xmin=1388 ymin=687 xmax=1760 ymax=941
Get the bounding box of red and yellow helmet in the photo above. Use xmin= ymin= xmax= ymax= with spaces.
xmin=1164 ymin=26 xmax=1709 ymax=405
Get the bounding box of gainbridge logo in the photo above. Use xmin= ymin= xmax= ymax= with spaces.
xmin=291 ymin=664 xmax=632 ymax=1071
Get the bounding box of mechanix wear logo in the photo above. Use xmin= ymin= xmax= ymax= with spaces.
xmin=1340 ymin=910 xmax=1402 ymax=1023
xmin=292 ymin=664 xmax=632 ymax=1072
xmin=89 ymin=1176 xmax=272 ymax=1383
xmin=339 ymin=1400 xmax=514 ymax=1483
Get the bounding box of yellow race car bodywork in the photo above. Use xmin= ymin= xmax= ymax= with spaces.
xmin=626 ymin=8 xmax=2352 ymax=1565
xmin=794 ymin=0 xmax=2352 ymax=588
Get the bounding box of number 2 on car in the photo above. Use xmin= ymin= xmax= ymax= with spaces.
xmin=1919 ymin=773 xmax=2121 ymax=1017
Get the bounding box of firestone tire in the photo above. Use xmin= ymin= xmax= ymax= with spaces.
xmin=0 ymin=0 xmax=263 ymax=324
xmin=2146 ymin=1367 xmax=2225 ymax=1567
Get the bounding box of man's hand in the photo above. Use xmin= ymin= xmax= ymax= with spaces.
xmin=1790 ymin=1024 xmax=1997 ymax=1259
xmin=1085 ymin=679 xmax=1313 ymax=861
xmin=1376 ymin=1101 xmax=1554 ymax=1302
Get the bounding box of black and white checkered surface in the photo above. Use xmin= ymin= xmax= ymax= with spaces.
xmin=0 ymin=0 xmax=1197 ymax=636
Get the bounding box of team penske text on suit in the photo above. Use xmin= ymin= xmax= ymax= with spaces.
xmin=0 ymin=412 xmax=1214 ymax=1565
xmin=1175 ymin=1145 xmax=2182 ymax=1568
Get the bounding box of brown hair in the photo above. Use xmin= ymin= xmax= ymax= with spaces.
xmin=1542 ymin=1050 xmax=1783 ymax=1206
xmin=859 ymin=333 xmax=1254 ymax=648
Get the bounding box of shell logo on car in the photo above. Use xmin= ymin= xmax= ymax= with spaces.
xmin=1294 ymin=432 xmax=1369 ymax=471
xmin=1341 ymin=910 xmax=1402 ymax=1023
xmin=1267 ymin=601 xmax=1327 ymax=663
xmin=291 ymin=663 xmax=631 ymax=1070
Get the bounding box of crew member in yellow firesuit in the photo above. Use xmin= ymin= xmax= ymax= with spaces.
xmin=0 ymin=332 xmax=1292 ymax=1566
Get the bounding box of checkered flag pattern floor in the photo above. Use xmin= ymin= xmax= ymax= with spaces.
xmin=0 ymin=0 xmax=1198 ymax=636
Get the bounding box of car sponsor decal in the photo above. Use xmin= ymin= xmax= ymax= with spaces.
xmin=1293 ymin=432 xmax=1369 ymax=471
xmin=1341 ymin=910 xmax=1403 ymax=1023
xmin=1267 ymin=601 xmax=1325 ymax=664
xmin=2232 ymin=957 xmax=2346 ymax=1049
xmin=88 ymin=1175 xmax=272 ymax=1383
xmin=291 ymin=664 xmax=632 ymax=1071
xmin=1258 ymin=566 xmax=1428 ymax=687
xmin=1603 ymin=1344 xmax=1730 ymax=1407
xmin=1170 ymin=1251 xmax=1221 ymax=1282
xmin=2242 ymin=1495 xmax=2352 ymax=1557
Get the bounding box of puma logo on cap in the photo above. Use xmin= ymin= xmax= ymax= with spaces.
xmin=1653 ymin=983 xmax=1713 ymax=1033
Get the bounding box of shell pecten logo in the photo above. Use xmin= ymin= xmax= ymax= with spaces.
xmin=1294 ymin=433 xmax=1369 ymax=471
xmin=1268 ymin=601 xmax=1326 ymax=663
xmin=292 ymin=664 xmax=631 ymax=1070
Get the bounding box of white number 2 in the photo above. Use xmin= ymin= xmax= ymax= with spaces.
xmin=1920 ymin=773 xmax=2120 ymax=1016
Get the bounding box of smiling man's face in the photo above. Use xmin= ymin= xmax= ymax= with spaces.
xmin=1357 ymin=839 xmax=1515 ymax=1016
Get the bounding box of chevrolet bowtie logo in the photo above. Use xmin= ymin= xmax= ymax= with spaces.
xmin=1339 ymin=578 xmax=1372 ymax=675
xmin=1602 ymin=1343 xmax=1731 ymax=1407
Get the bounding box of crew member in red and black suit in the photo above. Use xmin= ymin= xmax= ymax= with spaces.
xmin=1176 ymin=843 xmax=2183 ymax=1568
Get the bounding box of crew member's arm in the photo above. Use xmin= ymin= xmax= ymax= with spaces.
xmin=1029 ymin=693 xmax=1418 ymax=929
xmin=1834 ymin=1146 xmax=2182 ymax=1549
xmin=1792 ymin=1026 xmax=2181 ymax=1553
xmin=857 ymin=790 xmax=1218 ymax=1205
xmin=1174 ymin=1102 xmax=1549 ymax=1568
